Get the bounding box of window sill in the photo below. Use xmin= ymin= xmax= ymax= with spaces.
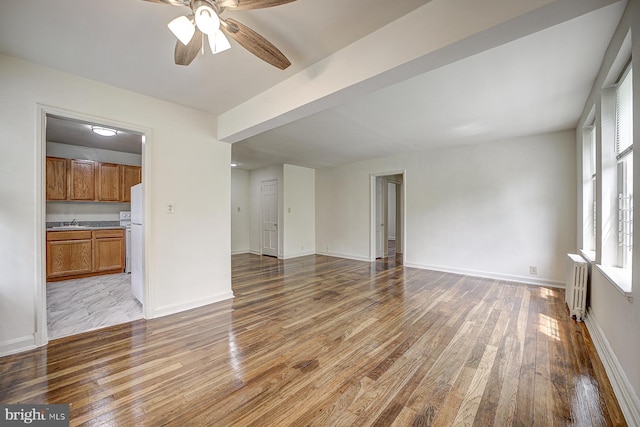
xmin=579 ymin=249 xmax=596 ymax=263
xmin=595 ymin=264 xmax=634 ymax=302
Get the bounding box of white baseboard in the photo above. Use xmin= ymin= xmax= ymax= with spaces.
xmin=282 ymin=250 xmax=316 ymax=260
xmin=0 ymin=334 xmax=37 ymax=357
xmin=585 ymin=312 xmax=640 ymax=426
xmin=403 ymin=261 xmax=565 ymax=288
xmin=151 ymin=291 xmax=235 ymax=319
xmin=231 ymin=249 xmax=250 ymax=255
xmin=315 ymin=250 xmax=370 ymax=262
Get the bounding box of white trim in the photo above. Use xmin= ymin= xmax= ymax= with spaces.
xmin=150 ymin=291 xmax=235 ymax=319
xmin=231 ymin=249 xmax=251 ymax=255
xmin=369 ymin=170 xmax=407 ymax=262
xmin=585 ymin=311 xmax=640 ymax=426
xmin=36 ymin=106 xmax=48 ymax=348
xmin=0 ymin=335 xmax=37 ymax=357
xmin=282 ymin=250 xmax=316 ymax=260
xmin=315 ymin=251 xmax=370 ymax=262
xmin=579 ymin=249 xmax=596 ymax=263
xmin=595 ymin=264 xmax=634 ymax=301
xmin=403 ymin=261 xmax=565 ymax=288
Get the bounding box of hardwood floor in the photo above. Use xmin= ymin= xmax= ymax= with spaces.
xmin=0 ymin=254 xmax=626 ymax=426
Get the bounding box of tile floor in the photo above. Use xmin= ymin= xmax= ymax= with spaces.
xmin=47 ymin=273 xmax=143 ymax=340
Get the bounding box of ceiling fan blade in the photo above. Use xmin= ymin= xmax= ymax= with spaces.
xmin=220 ymin=18 xmax=290 ymax=69
xmin=217 ymin=0 xmax=296 ymax=10
xmin=142 ymin=0 xmax=190 ymax=6
xmin=174 ymin=30 xmax=203 ymax=66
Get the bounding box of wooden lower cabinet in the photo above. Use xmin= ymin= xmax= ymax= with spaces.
xmin=46 ymin=228 xmax=125 ymax=281
xmin=46 ymin=231 xmax=93 ymax=279
xmin=94 ymin=229 xmax=126 ymax=273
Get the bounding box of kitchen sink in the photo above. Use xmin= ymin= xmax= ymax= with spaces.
xmin=51 ymin=225 xmax=91 ymax=230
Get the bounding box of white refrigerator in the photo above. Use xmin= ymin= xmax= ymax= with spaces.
xmin=130 ymin=183 xmax=144 ymax=305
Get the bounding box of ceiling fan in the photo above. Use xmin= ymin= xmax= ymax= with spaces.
xmin=144 ymin=0 xmax=295 ymax=69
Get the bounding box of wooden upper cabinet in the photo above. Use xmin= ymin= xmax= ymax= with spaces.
xmin=45 ymin=157 xmax=139 ymax=202
xmin=69 ymin=159 xmax=95 ymax=201
xmin=121 ymin=165 xmax=142 ymax=202
xmin=46 ymin=157 xmax=67 ymax=200
xmin=97 ymin=162 xmax=121 ymax=201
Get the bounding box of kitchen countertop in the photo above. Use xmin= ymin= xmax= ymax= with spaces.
xmin=46 ymin=226 xmax=126 ymax=231
xmin=46 ymin=221 xmax=125 ymax=231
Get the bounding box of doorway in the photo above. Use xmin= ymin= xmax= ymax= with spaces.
xmin=40 ymin=107 xmax=148 ymax=341
xmin=261 ymin=179 xmax=278 ymax=257
xmin=371 ymin=172 xmax=405 ymax=262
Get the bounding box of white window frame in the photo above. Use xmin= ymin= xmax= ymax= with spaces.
xmin=615 ymin=64 xmax=633 ymax=269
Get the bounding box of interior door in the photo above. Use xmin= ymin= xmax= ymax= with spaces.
xmin=262 ymin=180 xmax=278 ymax=257
xmin=376 ymin=177 xmax=385 ymax=258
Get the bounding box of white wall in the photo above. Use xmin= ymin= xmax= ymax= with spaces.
xmin=47 ymin=142 xmax=142 ymax=166
xmin=283 ymin=164 xmax=315 ymax=259
xmin=249 ymin=165 xmax=283 ymax=255
xmin=575 ymin=0 xmax=640 ymax=422
xmin=231 ymin=168 xmax=250 ymax=254
xmin=46 ymin=202 xmax=131 ymax=223
xmin=0 ymin=54 xmax=232 ymax=356
xmin=316 ymin=130 xmax=576 ymax=284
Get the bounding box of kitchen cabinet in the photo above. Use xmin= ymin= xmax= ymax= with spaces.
xmin=121 ymin=165 xmax=142 ymax=202
xmin=94 ymin=229 xmax=125 ymax=273
xmin=46 ymin=230 xmax=93 ymax=279
xmin=46 ymin=157 xmax=67 ymax=200
xmin=69 ymin=159 xmax=95 ymax=201
xmin=97 ymin=162 xmax=121 ymax=201
xmin=46 ymin=228 xmax=125 ymax=281
xmin=46 ymin=157 xmax=141 ymax=202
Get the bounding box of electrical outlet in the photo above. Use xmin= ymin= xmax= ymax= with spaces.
xmin=167 ymin=203 xmax=175 ymax=214
xmin=529 ymin=266 xmax=538 ymax=275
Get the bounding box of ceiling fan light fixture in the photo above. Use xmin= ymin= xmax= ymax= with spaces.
xmin=168 ymin=15 xmax=195 ymax=45
xmin=91 ymin=126 xmax=118 ymax=137
xmin=194 ymin=4 xmax=220 ymax=35
xmin=208 ymin=30 xmax=231 ymax=54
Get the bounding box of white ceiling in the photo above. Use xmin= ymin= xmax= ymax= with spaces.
xmin=0 ymin=0 xmax=626 ymax=170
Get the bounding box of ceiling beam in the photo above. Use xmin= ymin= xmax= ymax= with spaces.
xmin=217 ymin=0 xmax=622 ymax=143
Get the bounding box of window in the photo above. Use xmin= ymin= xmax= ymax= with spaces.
xmin=616 ymin=65 xmax=633 ymax=268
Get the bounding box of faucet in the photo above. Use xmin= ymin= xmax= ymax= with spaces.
xmin=69 ymin=218 xmax=77 ymax=226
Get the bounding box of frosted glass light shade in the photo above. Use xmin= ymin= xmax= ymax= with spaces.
xmin=91 ymin=126 xmax=117 ymax=137
xmin=208 ymin=30 xmax=231 ymax=54
xmin=194 ymin=5 xmax=220 ymax=35
xmin=168 ymin=15 xmax=195 ymax=46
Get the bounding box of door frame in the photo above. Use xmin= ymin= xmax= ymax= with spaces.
xmin=37 ymin=104 xmax=151 ymax=346
xmin=369 ymin=170 xmax=406 ymax=262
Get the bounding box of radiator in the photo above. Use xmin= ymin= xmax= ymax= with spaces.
xmin=566 ymin=254 xmax=588 ymax=321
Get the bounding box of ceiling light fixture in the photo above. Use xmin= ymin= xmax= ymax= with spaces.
xmin=168 ymin=15 xmax=195 ymax=46
xmin=230 ymin=163 xmax=238 ymax=167
xmin=194 ymin=3 xmax=219 ymax=35
xmin=152 ymin=0 xmax=292 ymax=69
xmin=168 ymin=3 xmax=230 ymax=55
xmin=91 ymin=126 xmax=118 ymax=137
